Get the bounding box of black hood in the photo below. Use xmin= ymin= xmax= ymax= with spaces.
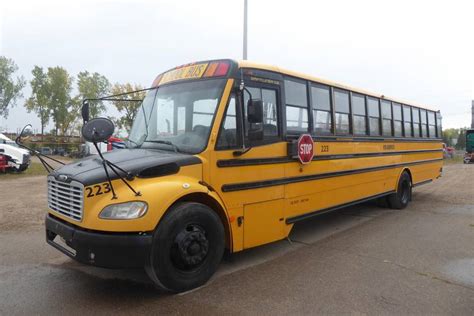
xmin=50 ymin=149 xmax=201 ymax=186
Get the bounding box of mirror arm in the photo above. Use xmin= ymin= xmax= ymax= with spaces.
xmin=233 ymin=85 xmax=252 ymax=156
xmin=15 ymin=127 xmax=65 ymax=174
xmin=105 ymin=160 xmax=141 ymax=196
xmin=93 ymin=142 xmax=140 ymax=199
xmin=83 ymin=98 xmax=143 ymax=103
xmin=80 ymin=85 xmax=152 ymax=118
xmin=36 ymin=154 xmax=54 ymax=174
xmin=16 ymin=139 xmax=65 ymax=165
xmin=241 ymin=86 xmax=252 ymax=102
xmin=232 ymin=147 xmax=252 ymax=157
xmin=94 ymin=143 xmax=118 ymax=200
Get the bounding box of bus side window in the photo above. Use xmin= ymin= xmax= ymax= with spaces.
xmin=412 ymin=107 xmax=421 ymax=137
xmin=393 ymin=103 xmax=403 ymax=137
xmin=403 ymin=105 xmax=412 ymax=137
xmin=216 ymin=94 xmax=238 ymax=149
xmin=243 ymin=87 xmax=279 ymax=140
xmin=420 ymin=109 xmax=428 ymax=137
xmin=436 ymin=112 xmax=442 ymax=138
xmin=381 ymin=100 xmax=393 ymax=136
xmin=334 ymin=89 xmax=350 ymax=135
xmin=284 ymin=79 xmax=309 ymax=134
xmin=367 ymin=97 xmax=380 ymax=136
xmin=351 ymin=93 xmax=367 ymax=135
xmin=427 ymin=111 xmax=436 ymax=138
xmin=311 ymin=84 xmax=332 ymax=135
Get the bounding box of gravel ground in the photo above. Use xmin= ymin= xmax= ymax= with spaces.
xmin=0 ymin=176 xmax=46 ymax=231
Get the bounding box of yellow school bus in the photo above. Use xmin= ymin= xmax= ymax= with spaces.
xmin=45 ymin=59 xmax=443 ymax=292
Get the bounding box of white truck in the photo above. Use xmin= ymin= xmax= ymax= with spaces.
xmin=0 ymin=133 xmax=31 ymax=172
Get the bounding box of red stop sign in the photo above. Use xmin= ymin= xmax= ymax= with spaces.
xmin=297 ymin=134 xmax=314 ymax=164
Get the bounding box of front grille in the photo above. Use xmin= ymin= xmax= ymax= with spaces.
xmin=47 ymin=176 xmax=84 ymax=221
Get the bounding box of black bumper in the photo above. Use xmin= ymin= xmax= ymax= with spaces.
xmin=45 ymin=214 xmax=153 ymax=268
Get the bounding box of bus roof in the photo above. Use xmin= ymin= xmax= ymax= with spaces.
xmin=237 ymin=60 xmax=439 ymax=112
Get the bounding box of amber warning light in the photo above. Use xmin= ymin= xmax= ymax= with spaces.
xmin=152 ymin=61 xmax=230 ymax=87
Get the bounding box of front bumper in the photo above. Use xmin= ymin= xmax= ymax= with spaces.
xmin=45 ymin=214 xmax=153 ymax=268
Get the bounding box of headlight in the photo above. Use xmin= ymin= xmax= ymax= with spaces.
xmin=99 ymin=201 xmax=148 ymax=219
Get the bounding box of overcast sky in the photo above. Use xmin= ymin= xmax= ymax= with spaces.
xmin=1 ymin=0 xmax=473 ymax=133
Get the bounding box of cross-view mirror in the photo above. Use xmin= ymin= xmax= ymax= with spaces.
xmin=81 ymin=118 xmax=115 ymax=143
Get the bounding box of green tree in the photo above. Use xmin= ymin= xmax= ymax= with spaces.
xmin=26 ymin=66 xmax=75 ymax=136
xmin=441 ymin=128 xmax=459 ymax=147
xmin=0 ymin=56 xmax=26 ymax=118
xmin=456 ymin=128 xmax=467 ymax=150
xmin=25 ymin=66 xmax=50 ymax=136
xmin=111 ymin=83 xmax=146 ymax=133
xmin=47 ymin=67 xmax=74 ymax=135
xmin=77 ymin=71 xmax=110 ymax=118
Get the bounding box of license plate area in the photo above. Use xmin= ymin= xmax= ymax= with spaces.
xmin=46 ymin=218 xmax=77 ymax=258
xmin=52 ymin=235 xmax=77 ymax=256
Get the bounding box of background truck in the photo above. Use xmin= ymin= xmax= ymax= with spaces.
xmin=0 ymin=133 xmax=30 ymax=172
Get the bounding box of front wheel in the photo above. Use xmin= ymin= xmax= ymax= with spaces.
xmin=145 ymin=202 xmax=224 ymax=293
xmin=388 ymin=171 xmax=412 ymax=209
xmin=15 ymin=163 xmax=29 ymax=172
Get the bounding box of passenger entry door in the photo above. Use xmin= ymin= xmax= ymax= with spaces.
xmin=210 ymin=84 xmax=288 ymax=251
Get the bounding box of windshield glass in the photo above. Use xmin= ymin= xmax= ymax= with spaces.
xmin=128 ymin=79 xmax=226 ymax=154
xmin=1 ymin=139 xmax=17 ymax=147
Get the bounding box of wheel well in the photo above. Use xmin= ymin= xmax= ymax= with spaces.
xmin=175 ymin=193 xmax=231 ymax=251
xmin=402 ymin=168 xmax=413 ymax=185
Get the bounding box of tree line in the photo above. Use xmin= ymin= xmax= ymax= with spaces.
xmin=442 ymin=128 xmax=470 ymax=149
xmin=0 ymin=56 xmax=145 ymax=136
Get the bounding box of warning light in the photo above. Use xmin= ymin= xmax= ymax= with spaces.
xmin=203 ymin=61 xmax=230 ymax=77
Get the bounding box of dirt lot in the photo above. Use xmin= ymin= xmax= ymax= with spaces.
xmin=0 ymin=163 xmax=473 ymax=314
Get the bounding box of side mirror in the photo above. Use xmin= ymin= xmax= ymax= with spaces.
xmin=17 ymin=124 xmax=33 ymax=144
xmin=20 ymin=124 xmax=33 ymax=138
xmin=81 ymin=102 xmax=90 ymax=123
xmin=81 ymin=118 xmax=115 ymax=143
xmin=247 ymin=99 xmax=263 ymax=124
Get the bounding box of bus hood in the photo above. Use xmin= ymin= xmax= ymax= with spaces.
xmin=50 ymin=149 xmax=202 ymax=186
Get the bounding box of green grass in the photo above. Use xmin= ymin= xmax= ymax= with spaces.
xmin=443 ymin=155 xmax=464 ymax=164
xmin=0 ymin=162 xmax=49 ymax=178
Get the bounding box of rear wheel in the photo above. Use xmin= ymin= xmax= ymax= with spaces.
xmin=145 ymin=202 xmax=224 ymax=293
xmin=388 ymin=171 xmax=412 ymax=209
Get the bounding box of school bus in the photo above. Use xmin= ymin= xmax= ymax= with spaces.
xmin=45 ymin=59 xmax=443 ymax=292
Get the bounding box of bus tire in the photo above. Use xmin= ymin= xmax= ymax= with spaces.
xmin=388 ymin=172 xmax=412 ymax=209
xmin=145 ymin=202 xmax=224 ymax=293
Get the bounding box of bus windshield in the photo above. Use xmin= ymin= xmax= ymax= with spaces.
xmin=128 ymin=78 xmax=226 ymax=154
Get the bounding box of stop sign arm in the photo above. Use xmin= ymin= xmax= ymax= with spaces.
xmin=287 ymin=134 xmax=315 ymax=164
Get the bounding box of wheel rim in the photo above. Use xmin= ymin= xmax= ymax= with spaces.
xmin=170 ymin=224 xmax=209 ymax=271
xmin=400 ymin=180 xmax=410 ymax=204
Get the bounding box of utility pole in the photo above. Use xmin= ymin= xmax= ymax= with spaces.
xmin=243 ymin=0 xmax=248 ymax=60
xmin=471 ymin=100 xmax=474 ymax=129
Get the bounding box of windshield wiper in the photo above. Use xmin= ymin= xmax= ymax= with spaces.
xmin=145 ymin=140 xmax=179 ymax=152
